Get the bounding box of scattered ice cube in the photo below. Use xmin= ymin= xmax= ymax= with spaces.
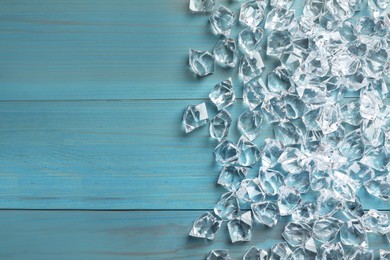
xmin=269 ymin=242 xmax=293 ymax=260
xmin=227 ymin=211 xmax=253 ymax=243
xmin=209 ymin=78 xmax=236 ymax=111
xmin=237 ymin=136 xmax=261 ymax=167
xmin=292 ymin=201 xmax=317 ymax=224
xmin=236 ymin=178 xmax=265 ymax=207
xmin=316 ymin=189 xmax=341 ymax=217
xmin=189 ymin=212 xmax=222 ymax=240
xmin=214 ymin=38 xmax=239 ymax=68
xmin=189 ymin=49 xmax=215 ymax=77
xmin=270 ymin=0 xmax=295 ymax=8
xmin=239 ymin=53 xmax=264 ymax=83
xmin=313 ymin=217 xmax=343 ymax=243
xmin=237 ymin=110 xmax=263 ymax=141
xmin=182 ymin=103 xmax=209 ymax=133
xmin=243 ymin=246 xmax=268 ymax=260
xmin=258 ymin=167 xmax=285 ymax=196
xmin=217 ymin=166 xmax=247 ymax=191
xmin=214 ymin=139 xmax=239 ymax=165
xmin=210 ymin=6 xmax=236 ymax=36
xmin=318 ymin=242 xmax=345 ymax=260
xmin=243 ymin=77 xmax=267 ymax=110
xmin=267 ymin=30 xmax=293 ymax=56
xmin=282 ymin=221 xmax=312 ymax=247
xmin=209 ymin=109 xmax=232 ymax=141
xmin=265 ymin=7 xmax=295 ymax=31
xmin=238 ymin=28 xmax=263 ymax=55
xmin=239 ymin=0 xmax=266 ymax=28
xmin=207 ymin=249 xmax=232 ymax=260
xmin=261 ymin=139 xmax=284 ymax=168
xmin=214 ymin=191 xmax=240 ymax=220
xmin=340 ymin=219 xmax=368 ymax=248
xmin=189 ymin=0 xmax=215 ymax=13
xmin=251 ymin=201 xmax=280 ymax=227
xmin=278 ymin=186 xmax=302 ymax=216
xmin=361 ymin=209 xmax=390 ymax=234
xmin=347 ymin=247 xmax=374 ymax=260
xmin=368 ymin=0 xmax=390 ymax=18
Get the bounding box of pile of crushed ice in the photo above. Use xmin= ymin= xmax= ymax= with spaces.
xmin=183 ymin=0 xmax=390 ymax=259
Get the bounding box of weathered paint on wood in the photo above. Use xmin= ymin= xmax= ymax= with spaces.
xmin=0 ymin=99 xmax=389 ymax=210
xmin=1 ymin=210 xmax=389 ymax=260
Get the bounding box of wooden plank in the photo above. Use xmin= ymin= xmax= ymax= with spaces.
xmin=0 ymin=210 xmax=389 ymax=260
xmin=0 ymin=0 xmax=369 ymax=101
xmin=0 ymin=99 xmax=388 ymax=210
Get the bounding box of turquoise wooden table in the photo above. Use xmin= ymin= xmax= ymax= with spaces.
xmin=0 ymin=0 xmax=389 ymax=259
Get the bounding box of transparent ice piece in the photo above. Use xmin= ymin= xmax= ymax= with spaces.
xmin=261 ymin=96 xmax=287 ymax=124
xmin=347 ymin=247 xmax=374 ymax=260
xmin=274 ymin=121 xmax=302 ymax=145
xmin=251 ymin=201 xmax=280 ymax=227
xmin=189 ymin=212 xmax=222 ymax=240
xmin=361 ymin=210 xmax=390 ymax=235
xmin=311 ymin=170 xmax=333 ymax=192
xmin=364 ymin=174 xmax=390 ymax=201
xmin=217 ymin=166 xmax=247 ymax=191
xmin=278 ymin=147 xmax=306 ymax=174
xmin=368 ymin=0 xmax=390 ymax=18
xmin=209 ymin=78 xmax=236 ymax=111
xmin=239 ymin=0 xmax=266 ymax=28
xmin=278 ymin=186 xmax=302 ymax=216
xmin=332 ymin=170 xmax=358 ymax=202
xmin=237 ymin=136 xmax=261 ymax=167
xmin=362 ymin=146 xmax=389 ymax=171
xmin=339 ymin=129 xmax=364 ymax=161
xmin=290 ymin=247 xmax=316 ymax=260
xmin=189 ymin=49 xmax=215 ymax=77
xmin=214 ymin=38 xmax=239 ymax=68
xmin=207 ymin=249 xmax=232 ymax=260
xmin=239 ymin=53 xmax=264 ymax=83
xmin=270 ymin=0 xmax=294 ymax=8
xmin=269 ymin=242 xmax=293 ymax=260
xmin=236 ymin=178 xmax=265 ymax=207
xmin=214 ymin=191 xmax=240 ymax=220
xmin=237 ymin=110 xmax=263 ymax=141
xmin=210 ymin=6 xmax=235 ymax=36
xmin=214 ymin=139 xmax=239 ymax=166
xmin=292 ymin=201 xmax=317 ymax=224
xmin=340 ymin=219 xmax=368 ymax=248
xmin=261 ymin=139 xmax=284 ymax=168
xmin=316 ymin=103 xmax=341 ymax=134
xmin=313 ymin=217 xmax=343 ymax=243
xmin=341 ymin=101 xmax=362 ymax=126
xmin=258 ymin=167 xmax=285 ymax=196
xmin=318 ymin=242 xmax=345 ymax=260
xmin=238 ymin=28 xmax=263 ymax=55
xmin=267 ymin=30 xmax=293 ymax=56
xmin=183 ymin=103 xmax=209 ymax=133
xmin=189 ymin=0 xmax=215 ymax=13
xmin=243 ymin=246 xmax=269 ymax=260
xmin=265 ymin=7 xmax=295 ymax=31
xmin=267 ymin=66 xmax=295 ymax=94
xmin=282 ymin=221 xmax=312 ymax=247
xmin=243 ymin=77 xmax=267 ymax=110
xmin=209 ymin=110 xmax=232 ymax=141
xmin=285 ymin=168 xmax=310 ymax=193
xmin=227 ymin=211 xmax=253 ymax=243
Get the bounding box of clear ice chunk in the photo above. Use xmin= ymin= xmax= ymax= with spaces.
xmin=340 ymin=219 xmax=368 ymax=248
xmin=239 ymin=53 xmax=264 ymax=83
xmin=214 ymin=139 xmax=239 ymax=166
xmin=277 ymin=147 xmax=306 ymax=174
xmin=237 ymin=136 xmax=261 ymax=167
xmin=347 ymin=247 xmax=374 ymax=260
xmin=341 ymin=101 xmax=362 ymax=126
xmin=227 ymin=211 xmax=253 ymax=243
xmin=189 ymin=0 xmax=215 ymax=13
xmin=362 ymin=146 xmax=389 ymax=171
xmin=317 ymin=189 xmax=341 ymax=217
xmin=361 ymin=119 xmax=385 ymax=147
xmin=183 ymin=103 xmax=209 ymax=133
xmin=265 ymin=7 xmax=295 ymax=31
xmin=267 ymin=66 xmax=295 ymax=94
xmin=290 ymin=247 xmax=316 ymax=260
xmin=238 ymin=28 xmax=263 ymax=55
xmin=324 ymin=0 xmax=355 ymax=21
xmin=210 ymin=6 xmax=236 ymax=36
xmin=311 ymin=169 xmax=333 ymax=192
xmin=316 ymin=103 xmax=341 ymax=134
xmin=269 ymin=242 xmax=293 ymax=260
xmin=313 ymin=217 xmax=343 ymax=243
xmin=189 ymin=212 xmax=222 ymax=240
xmin=267 ymin=30 xmax=293 ymax=56
xmin=285 ymin=168 xmax=310 ymax=193
xmin=318 ymin=242 xmax=345 ymax=260
xmin=331 ymin=49 xmax=360 ymax=76
xmin=332 ymin=170 xmax=358 ymax=202
xmin=243 ymin=246 xmax=269 ymax=260
xmin=209 ymin=78 xmax=236 ymax=111
xmin=213 ymin=38 xmax=239 ymax=68
xmin=362 ymin=48 xmax=388 ymax=78
xmin=217 ymin=166 xmax=247 ymax=191
xmin=261 ymin=96 xmax=287 ymax=124
xmin=239 ymin=0 xmax=266 ymax=28
xmin=258 ymin=167 xmax=285 ymax=196
xmin=251 ymin=201 xmax=280 ymax=227
xmin=189 ymin=49 xmax=215 ymax=77
xmin=236 ymin=178 xmax=265 ymax=207
xmin=368 ymin=0 xmax=390 ymax=18
xmin=270 ymin=0 xmax=294 ymax=8
xmin=237 ymin=110 xmax=263 ymax=141
xmin=207 ymin=249 xmax=232 ymax=260
xmin=339 ymin=129 xmax=364 ymax=161
xmin=292 ymin=201 xmax=317 ymax=224
xmin=261 ymin=139 xmax=284 ymax=168
xmin=278 ymin=186 xmax=302 ymax=216
xmin=274 ymin=121 xmax=302 ymax=145
xmin=364 ymin=174 xmax=390 ymax=201
xmin=282 ymin=221 xmax=312 ymax=247
xmin=343 ymin=196 xmax=365 ymax=219
xmin=361 ymin=209 xmax=390 ymax=235
xmin=243 ymin=77 xmax=267 ymax=110
xmin=209 ymin=110 xmax=232 ymax=141
xmin=214 ymin=191 xmax=240 ymax=220
xmin=380 ymin=249 xmax=390 ymax=260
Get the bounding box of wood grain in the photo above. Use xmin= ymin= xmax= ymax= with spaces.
xmin=0 ymin=99 xmax=388 ymax=210
xmin=1 ymin=210 xmax=389 ymax=260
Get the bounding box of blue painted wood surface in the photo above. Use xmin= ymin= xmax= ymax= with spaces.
xmin=0 ymin=0 xmax=389 ymax=259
